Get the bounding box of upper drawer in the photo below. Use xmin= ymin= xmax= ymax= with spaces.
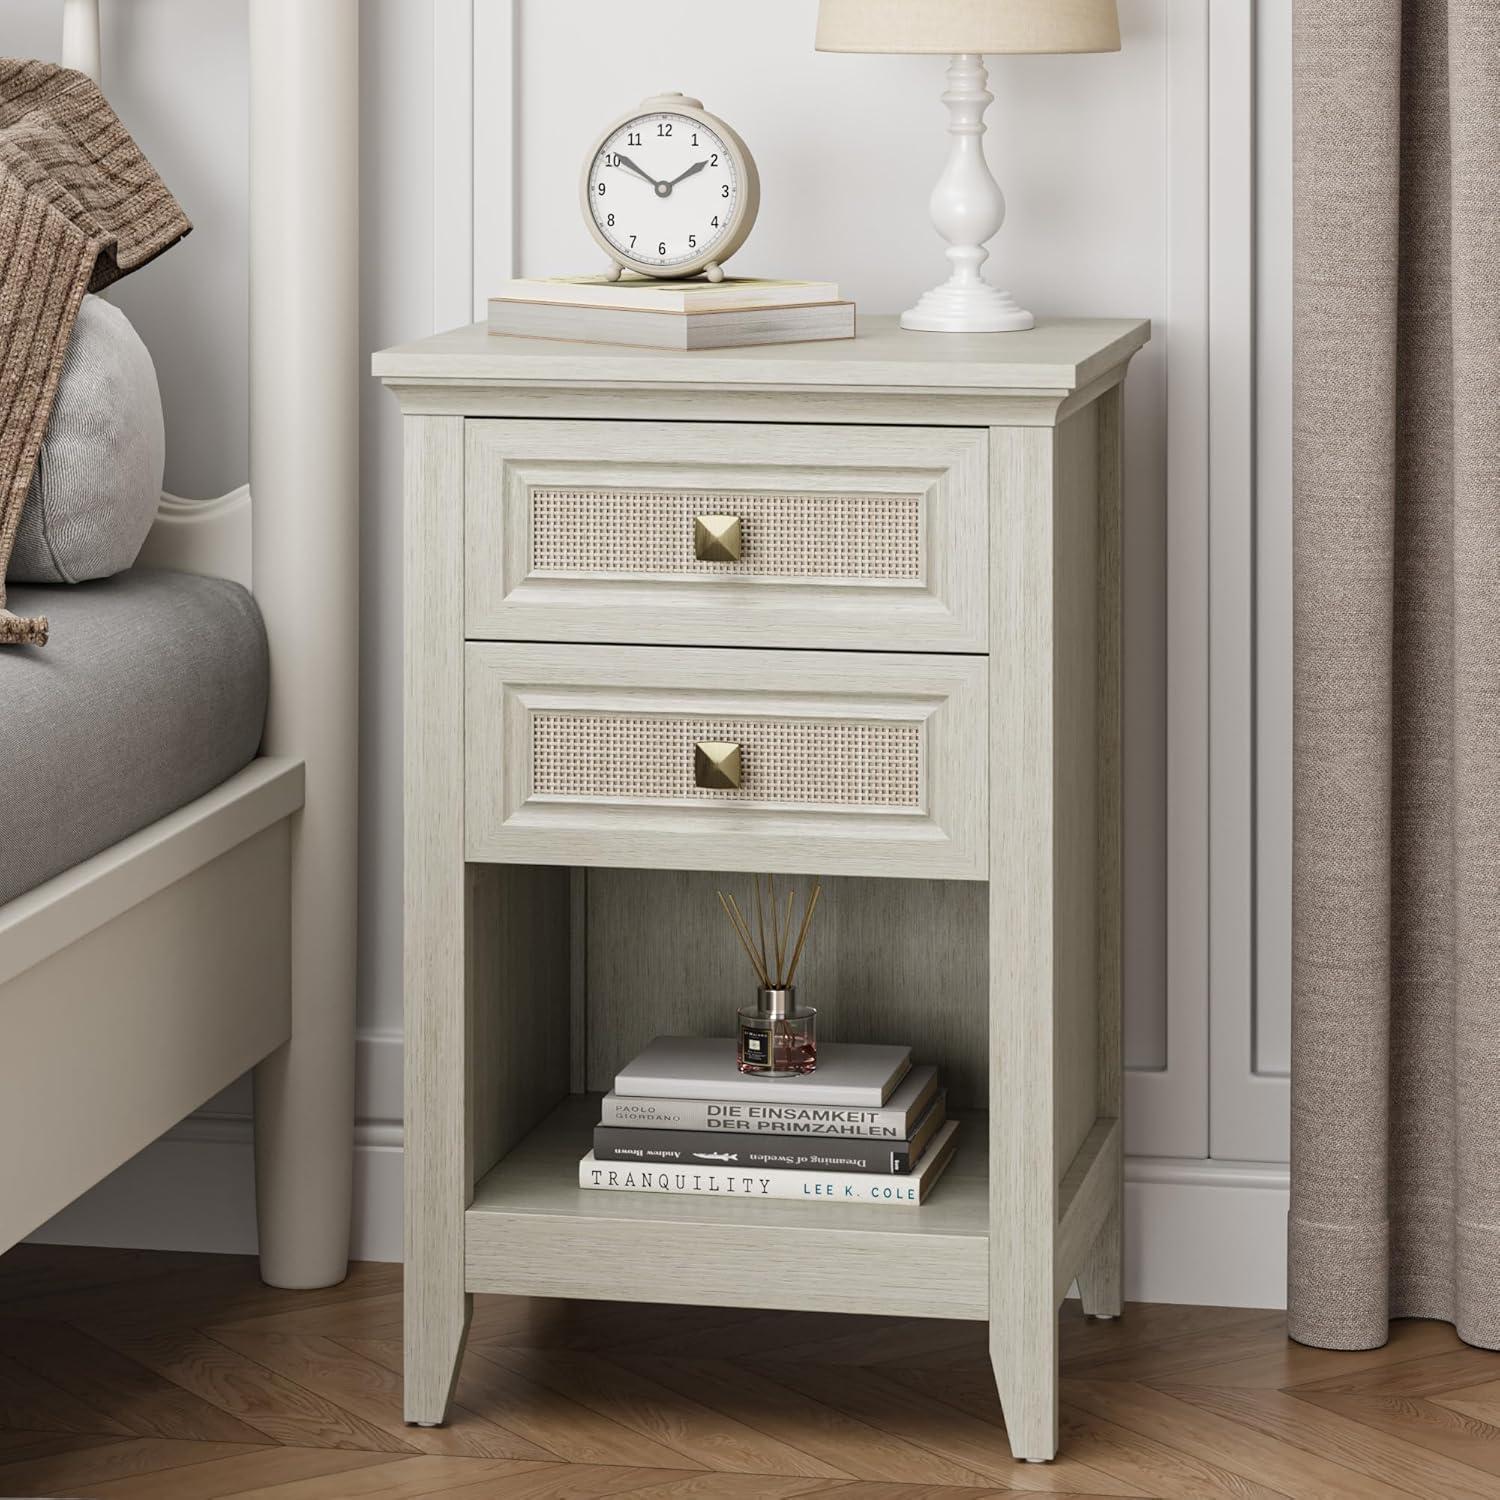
xmin=464 ymin=420 xmax=988 ymax=652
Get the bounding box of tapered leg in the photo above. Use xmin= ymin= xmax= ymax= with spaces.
xmin=405 ymin=1271 xmax=471 ymax=1425
xmin=990 ymin=1274 xmax=1060 ymax=1462
xmin=1078 ymin=1197 xmax=1124 ymax=1318
xmin=988 ymin=425 xmax=1063 ymax=1463
xmin=401 ymin=414 xmax=469 ymax=1423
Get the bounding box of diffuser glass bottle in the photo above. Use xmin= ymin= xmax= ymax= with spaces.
xmin=718 ymin=876 xmax=822 ymax=1076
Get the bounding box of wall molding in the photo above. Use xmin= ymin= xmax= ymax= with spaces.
xmin=1124 ymin=0 xmax=1211 ymax=1161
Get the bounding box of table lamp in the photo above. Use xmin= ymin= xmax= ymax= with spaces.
xmin=816 ymin=0 xmax=1120 ymax=333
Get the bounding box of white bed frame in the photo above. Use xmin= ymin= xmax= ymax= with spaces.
xmin=0 ymin=0 xmax=359 ymax=1290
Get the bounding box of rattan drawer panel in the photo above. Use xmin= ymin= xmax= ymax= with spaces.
xmin=530 ymin=713 xmax=922 ymax=811
xmin=529 ymin=488 xmax=923 ymax=581
xmin=465 ymin=643 xmax=987 ymax=880
xmin=465 ymin=420 xmax=988 ymax=652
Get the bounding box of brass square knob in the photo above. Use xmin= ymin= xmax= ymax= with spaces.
xmin=693 ymin=514 xmax=742 ymax=563
xmin=693 ymin=740 xmax=742 ymax=790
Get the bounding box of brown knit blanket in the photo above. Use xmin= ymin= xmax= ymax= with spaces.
xmin=0 ymin=59 xmax=190 ymax=646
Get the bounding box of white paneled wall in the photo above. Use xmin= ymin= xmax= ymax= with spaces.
xmin=22 ymin=0 xmax=1293 ymax=1304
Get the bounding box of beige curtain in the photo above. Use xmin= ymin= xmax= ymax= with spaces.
xmin=1290 ymin=0 xmax=1500 ymax=1350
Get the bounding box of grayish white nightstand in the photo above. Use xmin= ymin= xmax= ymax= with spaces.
xmin=376 ymin=313 xmax=1149 ymax=1461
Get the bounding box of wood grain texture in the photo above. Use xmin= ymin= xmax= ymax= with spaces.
xmin=464 ymin=1096 xmax=989 ymax=1321
xmin=1079 ymin=383 xmax=1125 ymax=1321
xmin=402 ymin=412 xmax=471 ymax=1424
xmin=389 ymin=379 xmax=1103 ymax=431
xmin=6 ymin=1248 xmax=1500 ymax=1497
xmin=1052 ymin=400 xmax=1102 ymax=1179
xmin=465 ymin=643 xmax=988 ymax=881
xmin=374 ymin=315 xmax=1151 ymax=393
xmin=583 ymin=869 xmax=988 ymax=1107
xmin=465 ymin=419 xmax=989 ymax=653
xmin=466 ymin=864 xmax=572 ymax=1187
xmin=988 ymin=422 xmax=1063 ymax=1461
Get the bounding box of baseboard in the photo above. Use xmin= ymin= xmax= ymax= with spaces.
xmin=32 ymin=1123 xmax=1287 ymax=1309
xmin=1124 ymin=1156 xmax=1288 ymax=1308
xmin=29 ymin=1117 xmax=404 ymax=1264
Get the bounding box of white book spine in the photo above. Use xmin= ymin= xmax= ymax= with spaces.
xmin=578 ymin=1151 xmax=924 ymax=1206
xmin=599 ymin=1096 xmax=909 ymax=1137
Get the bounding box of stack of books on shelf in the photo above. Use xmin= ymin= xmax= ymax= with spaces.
xmin=578 ymin=1036 xmax=958 ymax=1207
xmin=488 ymin=276 xmax=855 ymax=350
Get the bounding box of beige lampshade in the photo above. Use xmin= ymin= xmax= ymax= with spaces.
xmin=816 ymin=0 xmax=1120 ymax=55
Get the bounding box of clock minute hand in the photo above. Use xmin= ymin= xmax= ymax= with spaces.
xmin=664 ymin=159 xmax=708 ymax=190
xmin=613 ymin=153 xmax=658 ymax=188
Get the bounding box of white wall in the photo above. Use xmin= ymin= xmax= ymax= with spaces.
xmin=22 ymin=0 xmax=1293 ymax=1308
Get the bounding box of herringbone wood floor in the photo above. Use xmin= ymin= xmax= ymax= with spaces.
xmin=1 ymin=1247 xmax=1499 ymax=1498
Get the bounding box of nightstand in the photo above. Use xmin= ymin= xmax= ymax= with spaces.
xmin=375 ymin=314 xmax=1149 ymax=1462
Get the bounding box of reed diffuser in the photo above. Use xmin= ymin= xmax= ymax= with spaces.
xmin=717 ymin=875 xmax=822 ymax=1075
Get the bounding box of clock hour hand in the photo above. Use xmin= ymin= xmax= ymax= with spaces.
xmin=612 ymin=153 xmax=658 ymax=188
xmin=663 ymin=159 xmax=708 ymax=190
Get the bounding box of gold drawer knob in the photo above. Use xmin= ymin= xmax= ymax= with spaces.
xmin=694 ymin=740 xmax=742 ymax=790
xmin=693 ymin=514 xmax=742 ymax=562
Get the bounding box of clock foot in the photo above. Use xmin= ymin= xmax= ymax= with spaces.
xmin=603 ymin=263 xmax=623 ymax=282
xmin=704 ymin=262 xmax=725 ymax=283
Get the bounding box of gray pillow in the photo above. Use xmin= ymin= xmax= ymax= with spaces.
xmin=9 ymin=295 xmax=166 ymax=583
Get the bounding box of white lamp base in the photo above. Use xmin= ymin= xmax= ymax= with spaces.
xmin=902 ymin=54 xmax=1034 ymax=335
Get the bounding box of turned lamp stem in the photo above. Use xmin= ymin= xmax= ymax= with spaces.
xmin=902 ymin=54 xmax=1034 ymax=334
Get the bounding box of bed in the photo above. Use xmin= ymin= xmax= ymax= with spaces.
xmin=0 ymin=0 xmax=359 ymax=1290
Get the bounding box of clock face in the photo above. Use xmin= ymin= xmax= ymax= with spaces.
xmin=587 ymin=112 xmax=740 ymax=271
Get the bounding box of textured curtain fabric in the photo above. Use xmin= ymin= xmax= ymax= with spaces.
xmin=1290 ymin=0 xmax=1500 ymax=1350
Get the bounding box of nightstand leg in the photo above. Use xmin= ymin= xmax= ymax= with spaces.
xmin=404 ymin=1272 xmax=470 ymax=1426
xmin=990 ymin=1283 xmax=1059 ymax=1462
xmin=1078 ymin=1196 xmax=1124 ymax=1318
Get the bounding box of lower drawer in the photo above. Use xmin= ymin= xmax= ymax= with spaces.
xmin=465 ymin=644 xmax=987 ymax=880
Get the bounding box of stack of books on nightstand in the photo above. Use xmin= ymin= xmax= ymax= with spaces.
xmin=578 ymin=1036 xmax=958 ymax=1207
xmin=488 ymin=276 xmax=855 ymax=350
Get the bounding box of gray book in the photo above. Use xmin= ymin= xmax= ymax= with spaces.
xmin=599 ymin=1063 xmax=939 ymax=1138
xmin=613 ymin=1036 xmax=910 ymax=1108
xmin=593 ymin=1094 xmax=947 ymax=1175
xmin=487 ymin=297 xmax=855 ymax=350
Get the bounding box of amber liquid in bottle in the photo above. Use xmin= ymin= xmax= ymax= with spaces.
xmin=737 ymin=987 xmax=817 ymax=1075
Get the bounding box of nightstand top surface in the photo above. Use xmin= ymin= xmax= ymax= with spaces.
xmin=373 ymin=314 xmax=1149 ymax=393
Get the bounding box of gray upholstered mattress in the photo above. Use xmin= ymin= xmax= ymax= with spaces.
xmin=0 ymin=569 xmax=268 ymax=906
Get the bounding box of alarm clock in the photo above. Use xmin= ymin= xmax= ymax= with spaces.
xmin=581 ymin=91 xmax=760 ymax=283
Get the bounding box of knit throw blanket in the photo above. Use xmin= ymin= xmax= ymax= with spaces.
xmin=0 ymin=59 xmax=190 ymax=646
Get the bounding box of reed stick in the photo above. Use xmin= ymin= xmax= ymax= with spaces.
xmin=754 ymin=876 xmax=769 ymax=988
xmin=779 ymin=889 xmax=795 ymax=982
xmin=784 ymin=882 xmax=822 ymax=985
xmin=719 ymin=890 xmax=769 ymax=987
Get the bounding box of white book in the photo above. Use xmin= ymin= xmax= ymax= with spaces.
xmin=492 ymin=275 xmax=840 ymax=313
xmin=579 ymin=1121 xmax=959 ymax=1208
xmin=614 ymin=1037 xmax=911 ymax=1108
xmin=599 ymin=1064 xmax=939 ymax=1139
xmin=487 ymin=298 xmax=854 ymax=351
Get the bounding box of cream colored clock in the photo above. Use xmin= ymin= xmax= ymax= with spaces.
xmin=581 ymin=91 xmax=760 ymax=283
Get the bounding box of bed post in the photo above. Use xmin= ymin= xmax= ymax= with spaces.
xmin=248 ymin=0 xmax=360 ymax=1288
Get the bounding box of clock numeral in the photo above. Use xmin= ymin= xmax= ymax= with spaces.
xmin=658 ymin=241 xmax=667 ymax=255
xmin=596 ymin=181 xmax=606 ymax=195
xmin=657 ymin=122 xmax=673 ymax=136
xmin=710 ymin=153 xmax=718 ymax=166
xmin=626 ymin=131 xmax=642 ymax=146
xmin=721 ymin=184 xmax=731 ymax=198
xmin=711 ymin=216 xmax=720 ymax=228
xmin=606 ymin=213 xmax=615 ymax=226
xmin=629 ymin=234 xmax=637 ymax=248
xmin=688 ymin=234 xmax=697 ymax=249
xmin=601 ymin=152 xmax=620 ymax=167
xmin=691 ymin=131 xmax=699 ymax=145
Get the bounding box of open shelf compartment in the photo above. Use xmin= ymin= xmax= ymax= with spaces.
xmin=465 ymin=1093 xmax=990 ymax=1321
